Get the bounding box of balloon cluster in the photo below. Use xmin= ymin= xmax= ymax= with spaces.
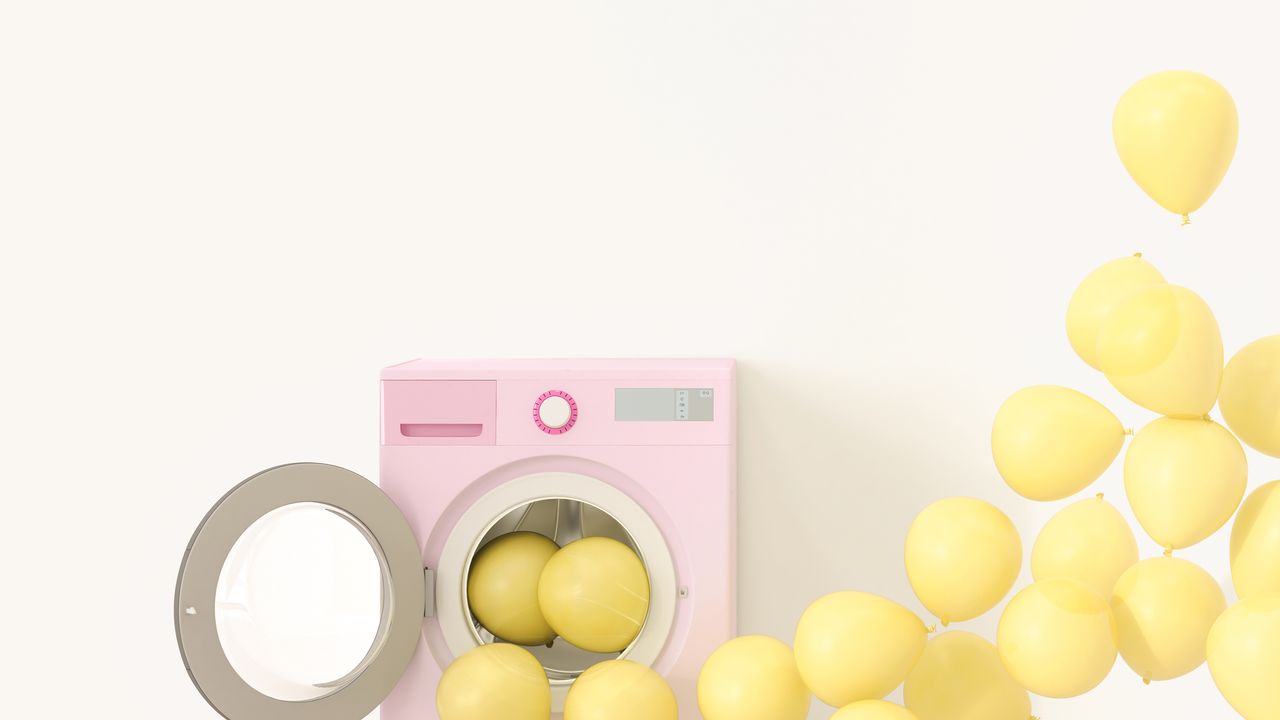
xmin=436 ymin=70 xmax=1278 ymax=720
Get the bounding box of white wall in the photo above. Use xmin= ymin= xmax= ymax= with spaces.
xmin=3 ymin=1 xmax=1277 ymax=717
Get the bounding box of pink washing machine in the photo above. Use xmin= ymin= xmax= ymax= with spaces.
xmin=175 ymin=358 xmax=736 ymax=720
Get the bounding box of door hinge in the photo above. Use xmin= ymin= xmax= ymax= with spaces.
xmin=424 ymin=567 xmax=436 ymax=619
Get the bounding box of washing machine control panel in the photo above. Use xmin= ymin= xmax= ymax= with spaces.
xmin=615 ymin=387 xmax=715 ymax=421
xmin=533 ymin=389 xmax=578 ymax=434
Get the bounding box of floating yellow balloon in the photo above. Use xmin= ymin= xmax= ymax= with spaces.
xmin=996 ymin=579 xmax=1117 ymax=699
xmin=831 ymin=700 xmax=918 ymax=720
xmin=1032 ymin=494 xmax=1137 ymax=598
xmin=903 ymin=631 xmax=1030 ymax=720
xmin=538 ymin=537 xmax=649 ymax=653
xmin=1208 ymin=592 xmax=1280 ymax=720
xmin=467 ymin=532 xmax=559 ymax=645
xmin=905 ymin=498 xmax=1022 ymax=624
xmin=1113 ymin=70 xmax=1238 ymax=223
xmin=992 ymin=385 xmax=1126 ymax=501
xmin=1066 ymin=255 xmax=1167 ymax=370
xmin=1097 ymin=284 xmax=1223 ymax=418
xmin=564 ymin=660 xmax=677 ymax=720
xmin=1231 ymin=480 xmax=1280 ymax=600
xmin=697 ymin=635 xmax=810 ymax=720
xmin=436 ymin=644 xmax=551 ymax=720
xmin=793 ymin=591 xmax=928 ymax=707
xmin=1111 ymin=557 xmax=1226 ymax=682
xmin=1124 ymin=417 xmax=1247 ymax=550
xmin=1220 ymin=335 xmax=1280 ymax=457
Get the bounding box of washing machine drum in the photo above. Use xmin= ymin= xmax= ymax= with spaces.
xmin=175 ymin=463 xmax=677 ymax=720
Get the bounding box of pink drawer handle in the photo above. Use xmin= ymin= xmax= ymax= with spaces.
xmin=399 ymin=423 xmax=484 ymax=438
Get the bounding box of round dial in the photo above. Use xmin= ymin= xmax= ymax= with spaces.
xmin=533 ymin=390 xmax=578 ymax=434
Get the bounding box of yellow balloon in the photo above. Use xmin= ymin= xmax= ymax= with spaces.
xmin=1124 ymin=417 xmax=1247 ymax=550
xmin=832 ymin=700 xmax=918 ymax=720
xmin=992 ymin=385 xmax=1126 ymax=501
xmin=996 ymin=579 xmax=1117 ymax=699
xmin=538 ymin=537 xmax=650 ymax=653
xmin=1221 ymin=335 xmax=1280 ymax=457
xmin=1231 ymin=480 xmax=1280 ymax=600
xmin=1097 ymin=284 xmax=1223 ymax=418
xmin=564 ymin=660 xmax=677 ymax=720
xmin=436 ymin=644 xmax=551 ymax=720
xmin=1111 ymin=557 xmax=1226 ymax=682
xmin=904 ymin=631 xmax=1031 ymax=720
xmin=793 ymin=591 xmax=928 ymax=707
xmin=697 ymin=635 xmax=810 ymax=720
xmin=467 ymin=532 xmax=559 ymax=646
xmin=1031 ymin=494 xmax=1138 ymax=598
xmin=1066 ymin=255 xmax=1167 ymax=370
xmin=1113 ymin=70 xmax=1238 ymax=222
xmin=1207 ymin=592 xmax=1280 ymax=720
xmin=905 ymin=498 xmax=1022 ymax=624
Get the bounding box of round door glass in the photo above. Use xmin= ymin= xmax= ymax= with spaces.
xmin=215 ymin=502 xmax=386 ymax=702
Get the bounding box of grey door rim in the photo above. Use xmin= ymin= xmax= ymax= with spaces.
xmin=174 ymin=462 xmax=425 ymax=720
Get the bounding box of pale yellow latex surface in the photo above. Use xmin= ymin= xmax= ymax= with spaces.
xmin=1111 ymin=557 xmax=1226 ymax=682
xmin=1032 ymin=495 xmax=1138 ymax=598
xmin=1066 ymin=255 xmax=1167 ymax=370
xmin=1124 ymin=417 xmax=1246 ymax=550
xmin=538 ymin=536 xmax=650 ymax=653
xmin=1097 ymin=285 xmax=1223 ymax=418
xmin=436 ymin=644 xmax=551 ymax=720
xmin=831 ymin=700 xmax=918 ymax=720
xmin=1113 ymin=70 xmax=1238 ymax=220
xmin=467 ymin=531 xmax=559 ymax=646
xmin=1220 ymin=335 xmax=1280 ymax=457
xmin=996 ymin=579 xmax=1117 ymax=699
xmin=1231 ymin=480 xmax=1280 ymax=599
xmin=563 ymin=659 xmax=677 ymax=720
xmin=992 ymin=385 xmax=1125 ymax=501
xmin=697 ymin=635 xmax=810 ymax=720
xmin=904 ymin=631 xmax=1030 ymax=720
xmin=793 ymin=591 xmax=927 ymax=708
xmin=905 ymin=497 xmax=1022 ymax=624
xmin=1207 ymin=592 xmax=1280 ymax=720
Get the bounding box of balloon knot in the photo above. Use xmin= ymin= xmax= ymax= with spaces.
xmin=1181 ymin=213 xmax=1191 ymax=226
xmin=1133 ymin=251 xmax=1143 ymax=258
xmin=1163 ymin=546 xmax=1174 ymax=558
xmin=1096 ymin=492 xmax=1105 ymax=500
xmin=940 ymin=619 xmax=950 ymax=628
xmin=1143 ymin=676 xmax=1152 ymax=685
xmin=1203 ymin=414 xmax=1213 ymax=422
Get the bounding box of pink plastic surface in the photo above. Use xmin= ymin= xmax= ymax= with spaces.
xmin=376 ymin=359 xmax=736 ymax=720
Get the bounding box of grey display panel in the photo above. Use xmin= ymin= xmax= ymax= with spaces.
xmin=615 ymin=388 xmax=714 ymax=421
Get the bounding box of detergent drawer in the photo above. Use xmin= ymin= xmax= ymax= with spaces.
xmin=382 ymin=380 xmax=497 ymax=445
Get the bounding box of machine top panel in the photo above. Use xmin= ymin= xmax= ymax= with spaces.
xmin=381 ymin=358 xmax=735 ymax=382
xmin=380 ymin=359 xmax=735 ymax=447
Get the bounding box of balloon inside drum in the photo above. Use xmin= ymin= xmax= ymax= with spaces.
xmin=463 ymin=498 xmax=652 ymax=683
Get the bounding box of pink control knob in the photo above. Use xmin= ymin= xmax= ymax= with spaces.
xmin=533 ymin=390 xmax=578 ymax=434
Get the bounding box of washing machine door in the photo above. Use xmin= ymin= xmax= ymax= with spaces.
xmin=175 ymin=463 xmax=425 ymax=720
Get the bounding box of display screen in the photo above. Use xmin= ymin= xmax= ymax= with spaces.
xmin=615 ymin=388 xmax=714 ymax=421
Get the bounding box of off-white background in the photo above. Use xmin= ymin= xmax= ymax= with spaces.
xmin=3 ymin=1 xmax=1278 ymax=717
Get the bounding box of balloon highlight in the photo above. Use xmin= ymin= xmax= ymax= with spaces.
xmin=1113 ymin=70 xmax=1238 ymax=223
xmin=793 ymin=591 xmax=928 ymax=707
xmin=697 ymin=635 xmax=810 ymax=720
xmin=992 ymin=385 xmax=1125 ymax=501
xmin=905 ymin=497 xmax=1022 ymax=624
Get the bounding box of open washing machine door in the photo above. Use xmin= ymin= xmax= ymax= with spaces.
xmin=175 ymin=463 xmax=424 ymax=720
